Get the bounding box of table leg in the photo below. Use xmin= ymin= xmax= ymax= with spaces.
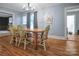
xmin=34 ymin=32 xmax=38 ymax=50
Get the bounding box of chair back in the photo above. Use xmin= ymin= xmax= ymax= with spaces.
xmin=9 ymin=25 xmax=17 ymax=36
xmin=17 ymin=25 xmax=27 ymax=38
xmin=42 ymin=25 xmax=50 ymax=40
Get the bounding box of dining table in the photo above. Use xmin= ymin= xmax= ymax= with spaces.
xmin=24 ymin=28 xmax=44 ymax=50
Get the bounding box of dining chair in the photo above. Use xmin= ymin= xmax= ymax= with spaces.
xmin=17 ymin=25 xmax=31 ymax=50
xmin=9 ymin=25 xmax=19 ymax=46
xmin=39 ymin=25 xmax=50 ymax=51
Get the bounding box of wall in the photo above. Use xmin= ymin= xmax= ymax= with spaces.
xmin=1 ymin=3 xmax=78 ymax=39
xmin=0 ymin=9 xmax=22 ymax=25
xmin=37 ymin=5 xmax=65 ymax=38
xmin=13 ymin=13 xmax=22 ymax=25
xmin=76 ymin=11 xmax=79 ymax=32
xmin=37 ymin=4 xmax=79 ymax=39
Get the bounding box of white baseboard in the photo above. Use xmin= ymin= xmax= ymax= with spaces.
xmin=48 ymin=35 xmax=66 ymax=40
xmin=0 ymin=31 xmax=10 ymax=37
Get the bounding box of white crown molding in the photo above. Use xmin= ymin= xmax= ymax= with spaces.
xmin=67 ymin=8 xmax=79 ymax=12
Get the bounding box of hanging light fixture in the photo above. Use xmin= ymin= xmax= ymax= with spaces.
xmin=23 ymin=3 xmax=35 ymax=11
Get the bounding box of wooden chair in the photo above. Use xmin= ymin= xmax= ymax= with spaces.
xmin=17 ymin=25 xmax=31 ymax=50
xmin=9 ymin=25 xmax=19 ymax=46
xmin=39 ymin=25 xmax=50 ymax=51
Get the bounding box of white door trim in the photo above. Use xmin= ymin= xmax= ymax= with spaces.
xmin=64 ymin=5 xmax=79 ymax=38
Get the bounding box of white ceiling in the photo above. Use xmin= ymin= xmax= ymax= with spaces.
xmin=0 ymin=3 xmax=61 ymax=12
xmin=0 ymin=3 xmax=79 ymax=17
xmin=0 ymin=3 xmax=61 ymax=17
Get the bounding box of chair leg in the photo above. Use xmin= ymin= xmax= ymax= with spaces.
xmin=10 ymin=36 xmax=14 ymax=44
xmin=18 ymin=38 xmax=22 ymax=47
xmin=46 ymin=41 xmax=49 ymax=48
xmin=43 ymin=41 xmax=46 ymax=51
xmin=24 ymin=39 xmax=27 ymax=50
xmin=15 ymin=38 xmax=18 ymax=46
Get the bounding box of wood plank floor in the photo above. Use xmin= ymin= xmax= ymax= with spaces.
xmin=0 ymin=35 xmax=79 ymax=56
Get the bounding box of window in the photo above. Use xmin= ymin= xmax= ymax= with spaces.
xmin=23 ymin=12 xmax=37 ymax=29
xmin=9 ymin=17 xmax=12 ymax=23
xmin=30 ymin=13 xmax=34 ymax=29
xmin=22 ymin=16 xmax=27 ymax=25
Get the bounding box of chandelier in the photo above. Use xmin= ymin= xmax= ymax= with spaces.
xmin=23 ymin=3 xmax=35 ymax=11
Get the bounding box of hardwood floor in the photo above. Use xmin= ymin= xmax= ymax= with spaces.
xmin=0 ymin=35 xmax=79 ymax=56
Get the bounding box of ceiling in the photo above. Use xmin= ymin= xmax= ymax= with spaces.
xmin=0 ymin=3 xmax=61 ymax=17
xmin=0 ymin=3 xmax=61 ymax=12
xmin=0 ymin=3 xmax=79 ymax=17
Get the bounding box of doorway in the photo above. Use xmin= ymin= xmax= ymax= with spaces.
xmin=65 ymin=5 xmax=79 ymax=40
xmin=67 ymin=15 xmax=75 ymax=35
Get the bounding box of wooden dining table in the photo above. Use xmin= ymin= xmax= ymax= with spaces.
xmin=24 ymin=28 xmax=44 ymax=50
